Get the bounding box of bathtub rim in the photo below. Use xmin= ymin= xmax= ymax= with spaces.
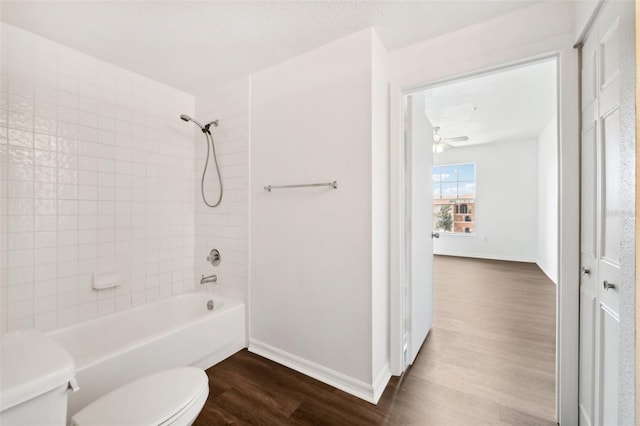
xmin=47 ymin=292 xmax=244 ymax=370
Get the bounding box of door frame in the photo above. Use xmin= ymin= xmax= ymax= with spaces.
xmin=389 ymin=50 xmax=580 ymax=424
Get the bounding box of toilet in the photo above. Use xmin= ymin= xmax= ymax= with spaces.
xmin=0 ymin=331 xmax=209 ymax=426
xmin=70 ymin=368 xmax=209 ymax=426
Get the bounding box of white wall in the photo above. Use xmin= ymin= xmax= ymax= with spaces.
xmin=433 ymin=139 xmax=538 ymax=262
xmin=537 ymin=116 xmax=558 ymax=283
xmin=194 ymin=77 xmax=250 ymax=305
xmin=0 ymin=22 xmax=196 ymax=333
xmin=249 ymin=28 xmax=390 ymax=401
xmin=370 ymin=31 xmax=391 ymax=392
xmin=391 ymin=2 xmax=576 ymax=91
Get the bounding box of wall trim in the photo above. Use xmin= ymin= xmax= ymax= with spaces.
xmin=433 ymin=252 xmax=537 ymax=264
xmin=372 ymin=363 xmax=392 ymax=402
xmin=249 ymin=339 xmax=383 ymax=404
xmin=536 ymin=260 xmax=558 ymax=285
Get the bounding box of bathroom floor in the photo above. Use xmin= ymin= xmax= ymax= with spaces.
xmin=194 ymin=255 xmax=556 ymax=425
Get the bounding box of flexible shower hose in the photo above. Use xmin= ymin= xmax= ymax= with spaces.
xmin=201 ymin=131 xmax=223 ymax=208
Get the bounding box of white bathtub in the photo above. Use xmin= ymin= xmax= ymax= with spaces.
xmin=47 ymin=292 xmax=246 ymax=418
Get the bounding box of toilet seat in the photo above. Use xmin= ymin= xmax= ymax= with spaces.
xmin=158 ymin=381 xmax=209 ymax=426
xmin=71 ymin=367 xmax=209 ymax=426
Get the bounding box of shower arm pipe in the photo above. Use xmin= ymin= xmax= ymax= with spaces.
xmin=264 ymin=181 xmax=338 ymax=192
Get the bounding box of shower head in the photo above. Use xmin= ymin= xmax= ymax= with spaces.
xmin=180 ymin=114 xmax=204 ymax=129
xmin=179 ymin=115 xmax=219 ymax=133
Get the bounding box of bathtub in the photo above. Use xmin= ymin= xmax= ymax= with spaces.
xmin=47 ymin=292 xmax=246 ymax=418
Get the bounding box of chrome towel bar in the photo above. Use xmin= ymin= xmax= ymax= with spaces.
xmin=264 ymin=181 xmax=338 ymax=192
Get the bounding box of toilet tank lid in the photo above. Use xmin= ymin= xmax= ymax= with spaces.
xmin=0 ymin=330 xmax=75 ymax=412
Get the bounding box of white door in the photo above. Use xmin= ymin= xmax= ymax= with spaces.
xmin=405 ymin=94 xmax=434 ymax=365
xmin=578 ymin=1 xmax=629 ymax=424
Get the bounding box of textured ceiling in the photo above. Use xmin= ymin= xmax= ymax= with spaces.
xmin=423 ymin=58 xmax=557 ymax=147
xmin=1 ymin=1 xmax=535 ymax=95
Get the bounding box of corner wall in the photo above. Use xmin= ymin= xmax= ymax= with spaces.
xmin=371 ymin=30 xmax=391 ymax=395
xmin=194 ymin=77 xmax=250 ymax=306
xmin=250 ymin=28 xmax=373 ymax=384
xmin=249 ymin=28 xmax=390 ymax=401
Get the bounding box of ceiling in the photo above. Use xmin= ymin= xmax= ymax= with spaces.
xmin=423 ymin=59 xmax=557 ymax=147
xmin=1 ymin=1 xmax=535 ymax=95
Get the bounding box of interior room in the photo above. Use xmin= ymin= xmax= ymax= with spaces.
xmin=426 ymin=59 xmax=558 ymax=274
xmin=0 ymin=1 xmax=635 ymax=426
xmin=402 ymin=58 xmax=559 ymax=422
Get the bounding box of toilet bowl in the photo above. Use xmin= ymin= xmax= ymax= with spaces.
xmin=0 ymin=331 xmax=209 ymax=426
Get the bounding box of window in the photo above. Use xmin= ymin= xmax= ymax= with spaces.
xmin=433 ymin=163 xmax=476 ymax=234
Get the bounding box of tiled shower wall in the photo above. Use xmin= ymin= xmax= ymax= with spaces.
xmin=194 ymin=78 xmax=250 ymax=302
xmin=0 ymin=23 xmax=196 ymax=333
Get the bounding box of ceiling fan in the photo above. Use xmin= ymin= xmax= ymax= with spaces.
xmin=432 ymin=127 xmax=469 ymax=153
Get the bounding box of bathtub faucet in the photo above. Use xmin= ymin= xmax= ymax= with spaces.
xmin=200 ymin=274 xmax=217 ymax=285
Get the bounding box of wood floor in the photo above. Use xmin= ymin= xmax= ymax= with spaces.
xmin=194 ymin=256 xmax=557 ymax=425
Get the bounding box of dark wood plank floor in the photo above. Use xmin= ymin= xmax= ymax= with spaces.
xmin=194 ymin=256 xmax=557 ymax=425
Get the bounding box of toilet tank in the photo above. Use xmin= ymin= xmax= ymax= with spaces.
xmin=1 ymin=330 xmax=76 ymax=426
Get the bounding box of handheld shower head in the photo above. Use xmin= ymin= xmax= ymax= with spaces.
xmin=179 ymin=114 xmax=219 ymax=135
xmin=180 ymin=113 xmax=224 ymax=208
xmin=179 ymin=114 xmax=206 ymax=132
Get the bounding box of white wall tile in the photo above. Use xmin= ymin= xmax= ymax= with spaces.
xmin=35 ymin=85 xmax=57 ymax=104
xmin=34 ymin=279 xmax=57 ymax=297
xmin=7 ymin=317 xmax=34 ymax=332
xmin=194 ymin=77 xmax=249 ymax=302
xmin=8 ymin=232 xmax=33 ymax=250
xmin=8 ymin=283 xmax=34 ymax=302
xmin=34 ymin=311 xmax=57 ymax=331
xmin=9 ymin=77 xmax=35 ymax=99
xmin=8 ymin=299 xmax=33 ymax=320
xmin=1 ymin=22 xmax=195 ymax=332
xmin=34 ymin=294 xmax=56 ymax=313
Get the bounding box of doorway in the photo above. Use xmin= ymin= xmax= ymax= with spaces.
xmin=398 ymin=57 xmax=560 ymax=420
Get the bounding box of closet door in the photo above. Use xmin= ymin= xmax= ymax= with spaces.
xmin=579 ymin=1 xmax=629 ymax=424
xmin=595 ymin=2 xmax=623 ymax=424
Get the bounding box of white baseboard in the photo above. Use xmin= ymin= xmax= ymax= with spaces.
xmin=434 ymin=252 xmax=537 ymax=263
xmin=372 ymin=363 xmax=392 ymax=402
xmin=536 ymin=260 xmax=558 ymax=285
xmin=249 ymin=339 xmax=388 ymax=404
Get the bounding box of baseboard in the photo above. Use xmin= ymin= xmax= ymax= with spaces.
xmin=536 ymin=260 xmax=558 ymax=285
xmin=372 ymin=363 xmax=392 ymax=402
xmin=434 ymin=252 xmax=537 ymax=263
xmin=249 ymin=339 xmax=384 ymax=404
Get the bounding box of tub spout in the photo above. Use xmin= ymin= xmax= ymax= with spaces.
xmin=200 ymin=274 xmax=217 ymax=284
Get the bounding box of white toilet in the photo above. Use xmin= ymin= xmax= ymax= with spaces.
xmin=0 ymin=331 xmax=209 ymax=426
